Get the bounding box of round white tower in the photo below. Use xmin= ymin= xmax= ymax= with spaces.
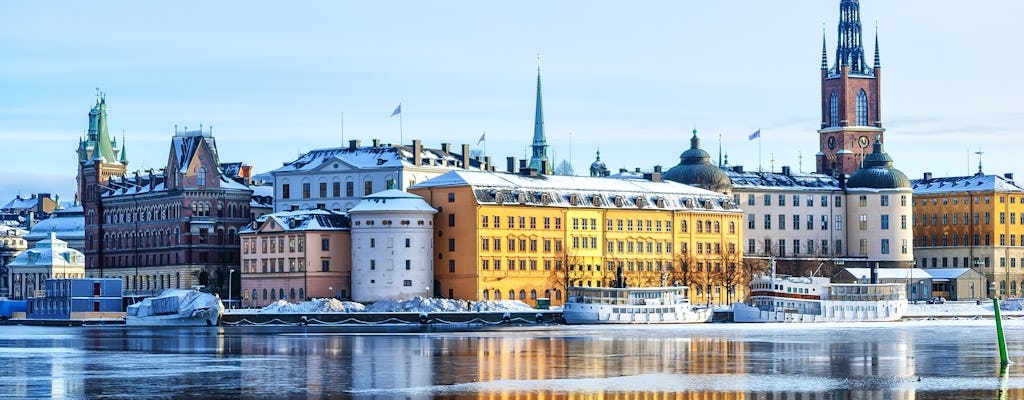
xmin=348 ymin=189 xmax=437 ymax=302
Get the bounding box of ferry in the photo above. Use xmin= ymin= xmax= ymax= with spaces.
xmin=732 ymin=274 xmax=908 ymax=323
xmin=562 ymin=286 xmax=712 ymax=324
xmin=126 ymin=288 xmax=224 ymax=326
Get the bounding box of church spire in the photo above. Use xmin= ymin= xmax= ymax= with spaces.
xmin=528 ymin=54 xmax=551 ymax=174
xmin=88 ymin=94 xmax=119 ymax=164
xmin=873 ymin=25 xmax=881 ymax=68
xmin=821 ymin=26 xmax=829 ymax=70
xmin=834 ymin=0 xmax=872 ymax=75
xmin=119 ymin=133 xmax=128 ymax=164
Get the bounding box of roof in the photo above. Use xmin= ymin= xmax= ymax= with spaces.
xmin=270 ymin=143 xmax=483 ymax=174
xmin=846 ymin=139 xmax=911 ymax=189
xmin=241 ymin=209 xmax=350 ymax=234
xmin=2 ymin=196 xmax=41 ymax=211
xmin=348 ymin=189 xmax=438 ymax=213
xmin=842 ymin=267 xmax=932 ymax=280
xmin=8 ymin=232 xmax=84 ymax=268
xmin=724 ymin=169 xmax=840 ymax=191
xmin=411 ymin=170 xmax=738 ymax=212
xmin=911 ymin=174 xmax=1024 ymax=195
xmin=25 ymin=211 xmax=85 ymax=241
xmin=662 ymin=130 xmax=731 ymax=192
xmin=922 ymin=268 xmax=980 ymax=280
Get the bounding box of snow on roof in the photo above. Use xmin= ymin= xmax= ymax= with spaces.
xmin=348 ymin=189 xmax=437 ymax=213
xmin=2 ymin=196 xmax=41 ymax=210
xmin=25 ymin=213 xmax=85 ymax=241
xmin=270 ymin=143 xmax=483 ymax=174
xmin=911 ymin=174 xmax=1024 ymax=195
xmin=411 ymin=170 xmax=739 ymax=212
xmin=0 ymin=225 xmax=28 ymax=236
xmin=249 ymin=185 xmax=274 ymax=197
xmin=242 ymin=209 xmax=350 ymax=234
xmin=8 ymin=232 xmax=84 ymax=268
xmin=921 ymin=268 xmax=978 ymax=280
xmin=725 ymin=169 xmax=841 ymax=191
xmin=842 ymin=267 xmax=933 ymax=280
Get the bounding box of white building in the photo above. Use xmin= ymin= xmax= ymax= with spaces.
xmin=348 ymin=189 xmax=437 ymax=302
xmin=843 ymin=139 xmax=914 ymax=268
xmin=270 ymin=139 xmax=487 ymax=213
xmin=7 ymin=232 xmax=86 ymax=300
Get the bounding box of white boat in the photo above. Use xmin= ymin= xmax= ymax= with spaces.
xmin=126 ymin=288 xmax=224 ymax=326
xmin=732 ymin=274 xmax=908 ymax=323
xmin=562 ymin=286 xmax=712 ymax=324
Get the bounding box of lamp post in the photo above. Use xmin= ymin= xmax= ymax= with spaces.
xmin=228 ymin=269 xmax=234 ymax=309
xmin=329 ymin=286 xmax=333 ymax=300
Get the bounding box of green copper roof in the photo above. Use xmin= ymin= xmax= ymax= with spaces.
xmin=528 ymin=66 xmax=550 ymax=173
xmin=89 ymin=98 xmax=119 ymax=164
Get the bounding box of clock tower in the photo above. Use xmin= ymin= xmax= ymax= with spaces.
xmin=816 ymin=0 xmax=882 ymax=177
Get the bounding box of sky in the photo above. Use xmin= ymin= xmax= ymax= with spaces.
xmin=2 ymin=1 xmax=1023 ymax=204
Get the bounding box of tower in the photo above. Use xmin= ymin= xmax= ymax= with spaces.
xmin=76 ymin=93 xmax=127 ymax=274
xmin=528 ymin=60 xmax=552 ymax=174
xmin=816 ymin=0 xmax=883 ymax=177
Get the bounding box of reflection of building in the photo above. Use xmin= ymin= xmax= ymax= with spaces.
xmin=7 ymin=232 xmax=85 ymax=300
xmin=270 ymin=138 xmax=484 ymax=213
xmin=410 ymin=169 xmax=744 ymax=306
xmin=349 ymin=189 xmax=436 ymax=302
xmin=911 ymin=171 xmax=1024 ymax=299
xmin=240 ymin=209 xmax=351 ymax=307
xmin=77 ymin=96 xmax=252 ymax=298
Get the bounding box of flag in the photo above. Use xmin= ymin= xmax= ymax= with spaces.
xmin=390 ymin=104 xmax=401 ymax=117
xmin=748 ymin=129 xmax=760 ymax=141
xmin=476 ymin=132 xmax=486 ymax=146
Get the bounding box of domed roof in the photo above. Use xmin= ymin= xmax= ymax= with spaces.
xmin=846 ymin=137 xmax=911 ymax=189
xmin=589 ymin=150 xmax=608 ymax=177
xmin=663 ymin=130 xmax=732 ymax=192
xmin=348 ymin=189 xmax=438 ymax=213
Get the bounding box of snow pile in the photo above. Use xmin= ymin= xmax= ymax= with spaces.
xmin=258 ymin=298 xmax=365 ymax=314
xmin=1001 ymin=299 xmax=1024 ymax=311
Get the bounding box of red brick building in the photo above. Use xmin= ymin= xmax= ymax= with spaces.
xmin=78 ymin=96 xmax=252 ymax=297
xmin=816 ymin=0 xmax=884 ymax=177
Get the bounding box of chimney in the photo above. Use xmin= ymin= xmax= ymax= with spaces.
xmin=348 ymin=139 xmax=361 ymax=149
xmin=923 ymin=172 xmax=933 ymax=181
xmin=441 ymin=143 xmax=452 ymax=154
xmin=782 ymin=166 xmax=791 ymax=176
xmin=540 ymin=160 xmax=548 ymax=175
xmin=461 ymin=144 xmax=470 ymax=170
xmin=619 ymin=168 xmax=627 ymax=173
xmin=643 ymin=171 xmax=662 ymax=182
xmin=635 ymin=167 xmax=641 ymax=173
xmin=484 ymin=156 xmax=491 ymax=171
xmin=519 ymin=159 xmax=527 ymax=170
xmin=520 ymin=167 xmax=539 ymax=177
xmin=149 ymin=170 xmax=155 ymax=190
xmin=1005 ymin=173 xmax=1014 ymax=181
xmin=413 ymin=140 xmax=422 ymax=166
xmin=838 ymin=174 xmax=847 ymax=190
xmin=372 ymin=138 xmax=381 ymax=147
xmin=733 ymin=165 xmax=744 ymax=173
xmin=870 ymin=262 xmax=878 ymax=284
xmin=653 ymin=165 xmax=662 ymax=173
xmin=507 ymin=157 xmax=516 ymax=173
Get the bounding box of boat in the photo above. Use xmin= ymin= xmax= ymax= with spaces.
xmin=732 ymin=274 xmax=908 ymax=323
xmin=126 ymin=288 xmax=224 ymax=326
xmin=562 ymin=286 xmax=712 ymax=324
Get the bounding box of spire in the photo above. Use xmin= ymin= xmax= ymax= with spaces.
xmin=528 ymin=54 xmax=551 ymax=174
xmin=834 ymin=0 xmax=872 ymax=75
xmin=119 ymin=133 xmax=128 ymax=163
xmin=88 ymin=95 xmax=119 ymax=164
xmin=873 ymin=24 xmax=881 ymax=68
xmin=821 ymin=25 xmax=828 ymax=69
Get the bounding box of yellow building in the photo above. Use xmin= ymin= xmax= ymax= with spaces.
xmin=912 ymin=172 xmax=1024 ymax=298
xmin=410 ymin=170 xmax=744 ymax=306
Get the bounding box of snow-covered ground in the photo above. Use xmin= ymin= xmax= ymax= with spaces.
xmin=904 ymin=299 xmax=1024 ymax=317
xmin=226 ymin=296 xmax=536 ymax=314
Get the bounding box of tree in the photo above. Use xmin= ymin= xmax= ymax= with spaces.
xmin=717 ymin=251 xmax=745 ymax=304
xmin=669 ymin=252 xmax=697 ymax=288
xmin=555 ymin=160 xmax=575 ymax=176
xmin=548 ymin=249 xmax=587 ymax=304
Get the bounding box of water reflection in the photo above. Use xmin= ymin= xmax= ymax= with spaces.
xmin=0 ymin=322 xmax=1022 ymax=399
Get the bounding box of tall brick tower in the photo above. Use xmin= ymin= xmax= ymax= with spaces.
xmin=76 ymin=93 xmax=127 ymax=275
xmin=816 ymin=0 xmax=882 ymax=177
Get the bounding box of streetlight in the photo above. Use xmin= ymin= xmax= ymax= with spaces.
xmin=228 ymin=269 xmax=235 ymax=309
xmin=329 ymin=286 xmax=333 ymax=300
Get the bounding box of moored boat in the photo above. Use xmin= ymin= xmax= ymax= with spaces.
xmin=732 ymin=274 xmax=908 ymax=323
xmin=126 ymin=288 xmax=224 ymax=326
xmin=562 ymin=286 xmax=712 ymax=324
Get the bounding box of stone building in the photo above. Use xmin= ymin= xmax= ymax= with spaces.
xmin=7 ymin=232 xmax=85 ymax=300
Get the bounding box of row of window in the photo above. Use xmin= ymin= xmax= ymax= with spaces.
xmin=481 ymin=215 xmax=562 ymax=230
xmin=744 ymin=194 xmax=838 ymax=208
xmin=280 ymin=178 xmax=396 ymax=200
xmin=748 ymin=214 xmax=840 ymax=231
xmin=242 ymin=257 xmax=340 ymax=274
xmin=915 ymin=196 xmax=992 ymax=206
xmin=826 ymin=89 xmax=870 ymax=127
xmin=243 ymin=235 xmax=307 ymax=255
xmin=480 ymin=215 xmax=737 ymax=235
xmin=105 ymin=203 xmax=183 ymax=224
xmin=480 ymin=288 xmax=562 ymax=301
xmin=914 ymin=212 xmax=1014 ymax=226
xmin=480 ymin=237 xmax=563 ymax=253
xmin=748 ymin=238 xmax=906 ymax=256
xmin=918 ymin=233 xmax=1007 ymax=247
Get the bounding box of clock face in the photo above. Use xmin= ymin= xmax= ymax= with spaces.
xmin=827 ymin=136 xmax=836 ymax=150
xmin=858 ymin=135 xmax=870 ymax=148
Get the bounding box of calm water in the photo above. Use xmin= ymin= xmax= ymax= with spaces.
xmin=1 ymin=321 xmax=1023 ymax=399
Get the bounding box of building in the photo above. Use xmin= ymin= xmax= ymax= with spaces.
xmin=843 ymin=138 xmax=914 ymax=269
xmin=25 ymin=278 xmax=123 ymax=320
xmin=77 ymin=97 xmax=252 ymax=298
xmin=349 ymin=189 xmax=437 ymax=302
xmin=1 ymin=193 xmax=59 ymax=227
xmin=23 ymin=205 xmax=85 ymax=252
xmin=7 ymin=232 xmax=86 ymax=300
xmin=270 ymin=139 xmax=485 ymax=213
xmin=816 ymin=0 xmax=884 ymax=176
xmin=410 ymin=169 xmax=745 ymax=306
xmin=910 ymin=171 xmax=1024 ymax=299
xmin=835 ymin=267 xmax=932 ymax=302
xmin=589 ymin=150 xmax=609 ymax=177
xmin=0 ymin=225 xmax=29 ymax=297
xmin=240 ymin=210 xmax=351 ymax=307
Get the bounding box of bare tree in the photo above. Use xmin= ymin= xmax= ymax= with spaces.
xmin=548 ymin=249 xmax=587 ymax=301
xmin=668 ymin=252 xmax=696 ymax=288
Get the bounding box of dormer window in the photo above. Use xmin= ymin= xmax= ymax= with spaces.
xmin=197 ymin=167 xmax=207 ymax=186
xmin=591 ymin=195 xmax=601 ymax=207
xmin=614 ymin=196 xmax=624 ymax=207
xmin=569 ymin=194 xmax=580 ymax=206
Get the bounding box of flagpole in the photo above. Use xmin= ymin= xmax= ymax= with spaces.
xmin=399 ymin=106 xmax=404 ymax=145
xmin=758 ymin=129 xmax=763 ymax=173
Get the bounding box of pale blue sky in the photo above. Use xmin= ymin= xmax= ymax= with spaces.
xmin=2 ymin=1 xmax=1022 ymax=202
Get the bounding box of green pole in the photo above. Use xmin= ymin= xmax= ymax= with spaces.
xmin=993 ymin=297 xmax=1009 ymax=365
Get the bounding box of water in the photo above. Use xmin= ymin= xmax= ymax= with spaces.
xmin=2 ymin=321 xmax=1023 ymax=399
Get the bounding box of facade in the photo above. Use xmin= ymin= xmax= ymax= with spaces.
xmin=77 ymin=97 xmax=252 ymax=298
xmin=240 ymin=210 xmax=351 ymax=307
xmin=1 ymin=193 xmax=59 ymax=227
xmin=910 ymin=171 xmax=1024 ymax=298
xmin=25 ymin=278 xmax=123 ymax=320
xmin=835 ymin=267 xmax=932 ymax=302
xmin=7 ymin=232 xmax=86 ymax=300
xmin=0 ymin=225 xmax=29 ymax=297
xmin=816 ymin=0 xmax=884 ymax=176
xmin=349 ymin=189 xmax=437 ymax=302
xmin=270 ymin=139 xmax=485 ymax=213
xmin=843 ymin=139 xmax=914 ymax=269
xmin=410 ymin=170 xmax=745 ymax=306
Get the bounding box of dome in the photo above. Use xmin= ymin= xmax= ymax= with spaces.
xmin=348 ymin=189 xmax=437 ymax=213
xmin=589 ymin=150 xmax=609 ymax=177
xmin=846 ymin=138 xmax=911 ymax=189
xmin=663 ymin=130 xmax=732 ymax=192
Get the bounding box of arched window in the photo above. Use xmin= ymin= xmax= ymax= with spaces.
xmin=290 ymin=288 xmax=296 ymax=299
xmin=263 ymin=288 xmax=268 ymax=300
xmin=270 ymin=289 xmax=276 ymax=299
xmin=829 ymin=91 xmax=839 ymax=127
xmin=483 ymin=290 xmax=490 ymax=300
xmin=197 ymin=166 xmax=207 ymax=186
xmin=252 ymin=289 xmax=258 ymax=302
xmin=298 ymin=288 xmax=304 ymax=300
xmin=856 ymin=89 xmax=868 ymax=126
xmin=519 ymin=290 xmax=526 ymax=300
xmin=530 ymin=289 xmax=537 ymax=299
xmin=508 ymin=289 xmax=515 ymax=300
xmin=555 ymin=289 xmax=562 ymax=300
xmin=681 ymin=220 xmax=687 ymax=232
xmin=279 ymin=288 xmax=285 ymax=299
xmin=494 ymin=290 xmax=501 ymax=300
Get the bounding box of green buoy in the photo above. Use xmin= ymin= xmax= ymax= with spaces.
xmin=993 ymin=297 xmax=1009 ymax=365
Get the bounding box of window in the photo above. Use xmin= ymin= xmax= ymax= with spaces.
xmin=779 ymin=195 xmax=786 ymax=206
xmin=747 ymin=214 xmax=755 ymax=230
xmin=197 ymin=167 xmax=207 ymax=186
xmin=282 ymin=184 xmax=290 ymax=199
xmin=403 ymin=280 xmax=412 ymax=287
xmin=881 ymin=239 xmax=890 ymax=255
xmin=303 ymin=183 xmax=311 ymax=198
xmin=332 ymin=182 xmax=340 ymax=197
xmin=859 ymin=239 xmax=868 ymax=255
xmin=370 ymin=238 xmax=375 ymax=248
xmin=763 ymin=194 xmax=771 ymax=206
xmin=778 ymin=214 xmax=785 ymax=230
xmin=793 ymin=195 xmax=800 ymax=207
xmin=319 ymin=182 xmax=327 ymax=198
xmin=346 ymin=182 xmax=354 ymax=197
xmin=370 ymin=260 xmax=376 ymax=270
xmin=364 ymin=180 xmax=373 ymax=195
xmin=859 ymin=214 xmax=868 ymax=230
xmin=829 ymin=91 xmax=839 ymax=127
xmin=835 ymin=196 xmax=842 ymax=207
xmin=448 ymin=214 xmax=455 ymax=227
xmin=859 ymin=195 xmax=867 ymax=207
xmin=449 ymin=260 xmax=456 ymax=273
xmin=448 ymin=238 xmax=455 ymax=251
xmin=747 ymin=194 xmax=755 ymax=206
xmin=321 ymin=238 xmax=329 ymax=251
xmin=834 ymin=215 xmax=843 ymax=230
xmin=405 ymin=260 xmax=411 ymax=270
xmin=321 ymin=260 xmax=329 ymax=272
xmin=448 ymin=193 xmax=455 ymax=202
xmin=792 ymin=215 xmax=800 ymax=231
xmin=881 ymin=215 xmax=889 ymax=230
xmin=856 ymin=89 xmax=868 ymax=126
xmin=806 ymin=215 xmax=814 ymax=230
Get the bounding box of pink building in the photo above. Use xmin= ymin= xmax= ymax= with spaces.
xmin=239 ymin=210 xmax=351 ymax=307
